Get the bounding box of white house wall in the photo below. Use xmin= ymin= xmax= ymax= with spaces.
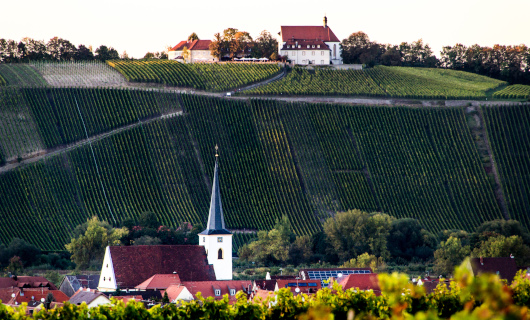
xmin=280 ymin=48 xmax=330 ymax=65
xmin=199 ymin=234 xmax=233 ymax=280
xmin=88 ymin=295 xmax=112 ymax=308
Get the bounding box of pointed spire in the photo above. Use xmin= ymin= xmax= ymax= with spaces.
xmin=200 ymin=145 xmax=231 ymax=235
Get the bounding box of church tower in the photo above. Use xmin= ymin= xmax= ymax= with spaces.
xmin=198 ymin=146 xmax=232 ymax=280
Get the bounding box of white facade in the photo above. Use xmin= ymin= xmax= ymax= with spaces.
xmin=280 ymin=48 xmax=331 ymax=65
xmin=168 ymin=49 xmax=217 ymax=63
xmin=171 ymin=286 xmax=194 ymax=302
xmin=87 ymin=295 xmax=112 ymax=308
xmin=98 ymin=247 xmax=117 ymax=292
xmin=199 ymin=233 xmax=233 ymax=280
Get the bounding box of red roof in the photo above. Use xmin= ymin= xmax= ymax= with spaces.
xmin=170 ymin=40 xmax=212 ymax=51
xmin=0 ymin=287 xmax=69 ymax=305
xmin=275 ymin=279 xmax=321 ymax=295
xmin=163 ymin=285 xmax=188 ymax=302
xmin=338 ymin=274 xmax=380 ymax=294
xmin=470 ymin=257 xmax=518 ymax=284
xmin=0 ymin=276 xmax=57 ymax=290
xmin=109 ymin=245 xmax=216 ymax=289
xmin=181 ymin=280 xmax=252 ymax=303
xmin=281 ymin=26 xmax=340 ymax=43
xmin=252 ymin=289 xmax=275 ymax=301
xmin=135 ymin=274 xmax=181 ymax=290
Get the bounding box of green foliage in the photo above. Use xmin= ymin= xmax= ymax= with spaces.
xmin=65 ymin=216 xmax=128 ymax=269
xmin=324 ymin=210 xmax=393 ymax=261
xmin=0 ymin=73 xmax=6 ymax=86
xmin=341 ymin=252 xmax=386 ymax=272
xmin=471 ymin=235 xmax=530 ymax=266
xmin=245 ymin=65 xmax=505 ymax=99
xmin=107 ymin=59 xmax=281 ymax=91
xmin=433 ymin=237 xmax=470 ymax=276
xmin=387 ymin=219 xmax=437 ymax=261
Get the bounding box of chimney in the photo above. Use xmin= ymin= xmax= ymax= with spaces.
xmin=323 ymin=15 xmax=328 ymax=28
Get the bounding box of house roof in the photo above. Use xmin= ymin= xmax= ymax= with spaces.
xmin=254 ymin=279 xmax=277 ymax=291
xmin=281 ymin=26 xmax=340 ymax=43
xmin=170 ymin=40 xmax=212 ymax=51
xmin=163 ymin=285 xmax=189 ymax=302
xmin=338 ymin=274 xmax=380 ymax=294
xmin=63 ymin=275 xmax=100 ymax=292
xmin=69 ymin=289 xmax=110 ymax=305
xmin=108 ymin=245 xmax=216 ymax=289
xmin=0 ymin=288 xmax=69 ymax=305
xmin=252 ymin=289 xmax=275 ymax=301
xmin=281 ymin=40 xmax=330 ymax=51
xmin=470 ymin=257 xmax=518 ymax=284
xmin=199 ymin=155 xmax=231 ymax=235
xmin=112 ymin=295 xmax=142 ymax=303
xmin=275 ymin=279 xmax=321 ymax=295
xmin=135 ymin=274 xmax=181 ymax=290
xmin=182 ymin=280 xmax=252 ymax=302
xmin=0 ymin=276 xmax=57 ymax=290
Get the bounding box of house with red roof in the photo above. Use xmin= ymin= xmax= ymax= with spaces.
xmin=162 ymin=285 xmax=194 ymax=303
xmin=275 ymin=279 xmax=321 ymax=295
xmin=0 ymin=287 xmax=69 ymax=306
xmin=337 ymin=274 xmax=381 ymax=295
xmin=135 ymin=274 xmax=181 ymax=290
xmin=279 ymin=16 xmax=342 ymax=65
xmin=168 ymin=40 xmax=217 ymax=63
xmin=0 ymin=276 xmax=57 ymax=290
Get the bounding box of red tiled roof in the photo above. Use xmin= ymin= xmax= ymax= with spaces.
xmin=252 ymin=289 xmax=275 ymax=301
xmin=275 ymin=279 xmax=321 ymax=295
xmin=109 ymin=245 xmax=216 ymax=289
xmin=338 ymin=274 xmax=380 ymax=294
xmin=470 ymin=257 xmax=518 ymax=284
xmin=254 ymin=279 xmax=277 ymax=291
xmin=113 ymin=295 xmax=142 ymax=303
xmin=281 ymin=26 xmax=340 ymax=43
xmin=182 ymin=280 xmax=252 ymax=303
xmin=163 ymin=285 xmax=188 ymax=302
xmin=281 ymin=40 xmax=330 ymax=51
xmin=0 ymin=276 xmax=57 ymax=290
xmin=170 ymin=40 xmax=212 ymax=51
xmin=0 ymin=288 xmax=69 ymax=305
xmin=135 ymin=274 xmax=181 ymax=290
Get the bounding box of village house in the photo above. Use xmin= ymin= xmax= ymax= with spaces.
xmin=279 ymin=16 xmax=342 ymax=65
xmin=59 ymin=275 xmax=100 ymax=297
xmin=69 ymin=288 xmax=111 ymax=308
xmin=168 ymin=40 xmax=217 ymax=63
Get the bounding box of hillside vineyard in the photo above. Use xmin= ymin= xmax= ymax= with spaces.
xmin=0 ymin=88 xmax=527 ymax=250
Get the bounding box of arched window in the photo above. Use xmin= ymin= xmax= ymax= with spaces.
xmin=218 ymin=248 xmax=223 ymax=259
xmin=333 ymin=44 xmax=337 ymax=58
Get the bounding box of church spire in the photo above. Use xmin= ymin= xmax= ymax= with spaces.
xmin=200 ymin=145 xmax=231 ymax=235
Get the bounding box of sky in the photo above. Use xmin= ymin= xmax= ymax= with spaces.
xmin=2 ymin=0 xmax=529 ymax=59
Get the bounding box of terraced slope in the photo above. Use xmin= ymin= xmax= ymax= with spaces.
xmin=0 ymin=73 xmax=5 ymax=86
xmin=245 ymin=66 xmax=506 ymax=99
xmin=107 ymin=60 xmax=281 ymax=91
xmin=483 ymin=105 xmax=530 ymax=227
xmin=492 ymin=85 xmax=530 ymax=100
xmin=0 ymin=89 xmax=514 ymax=250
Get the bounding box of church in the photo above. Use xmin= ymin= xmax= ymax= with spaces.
xmin=278 ymin=16 xmax=343 ymax=65
xmin=97 ymin=148 xmax=232 ymax=292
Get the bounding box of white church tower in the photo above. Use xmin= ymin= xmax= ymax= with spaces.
xmin=198 ymin=146 xmax=233 ymax=280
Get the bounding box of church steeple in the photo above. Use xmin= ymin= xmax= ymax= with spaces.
xmin=200 ymin=145 xmax=231 ymax=235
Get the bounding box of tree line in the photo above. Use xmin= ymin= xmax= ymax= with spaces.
xmin=238 ymin=210 xmax=530 ymax=277
xmin=341 ymin=31 xmax=530 ymax=85
xmin=207 ymin=29 xmax=278 ymax=60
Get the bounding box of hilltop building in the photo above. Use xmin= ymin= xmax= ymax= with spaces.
xmin=168 ymin=40 xmax=217 ymax=63
xmin=279 ymin=16 xmax=342 ymax=65
xmin=198 ymin=147 xmax=233 ymax=280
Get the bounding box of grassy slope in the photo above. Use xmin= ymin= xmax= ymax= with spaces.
xmin=0 ymin=89 xmax=512 ymax=250
xmin=0 ymin=64 xmax=47 ymax=86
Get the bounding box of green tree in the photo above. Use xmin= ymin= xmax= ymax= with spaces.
xmin=433 ymin=236 xmax=470 ymax=276
xmin=44 ymin=292 xmax=54 ymax=310
xmin=188 ymin=32 xmax=199 ymax=41
xmin=74 ymin=45 xmax=94 ymax=61
xmin=387 ymin=218 xmax=436 ymax=261
xmin=138 ymin=211 xmax=159 ymax=229
xmin=471 ymin=235 xmax=530 ymax=266
xmin=182 ymin=47 xmax=190 ymax=63
xmin=209 ymin=33 xmax=224 ymax=60
xmin=65 ymin=216 xmax=128 ymax=269
xmin=252 ymin=30 xmax=278 ymax=59
xmin=341 ymin=252 xmax=386 ymax=272
xmin=47 ymin=37 xmax=76 ymax=61
xmin=133 ymin=235 xmax=161 ymax=246
xmin=162 ymin=291 xmax=170 ymax=303
xmin=143 ymin=52 xmax=155 ymax=59
xmin=6 ymin=256 xmax=23 ymax=275
xmin=95 ymin=45 xmax=119 ymax=61
xmin=323 ymin=210 xmax=393 ymax=262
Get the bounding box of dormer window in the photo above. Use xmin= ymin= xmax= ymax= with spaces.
xmin=106 ymin=264 xmax=108 ymax=268
xmin=215 ymin=289 xmax=221 ymax=296
xmin=230 ymin=289 xmax=236 ymax=296
xmin=298 ymin=45 xmax=301 ymax=48
xmin=317 ymin=45 xmax=320 ymax=48
xmin=307 ymin=45 xmax=310 ymax=48
xmin=312 ymin=45 xmax=315 ymax=48
xmin=203 ymin=237 xmax=205 ymax=243
xmin=287 ymin=45 xmax=290 ymax=48
xmin=103 ymin=277 xmax=106 ymax=281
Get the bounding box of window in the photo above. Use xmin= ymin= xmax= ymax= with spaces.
xmin=286 ymin=45 xmax=290 ymax=48
xmin=109 ymin=277 xmax=111 ymax=281
xmin=321 ymin=60 xmax=324 ymax=64
xmin=312 ymin=51 xmax=315 ymax=56
xmin=333 ymin=44 xmax=337 ymax=58
xmin=218 ymin=248 xmax=223 ymax=259
xmin=312 ymin=60 xmax=315 ymax=64
xmin=321 ymin=51 xmax=324 ymax=56
xmin=215 ymin=289 xmax=221 ymax=296
xmin=106 ymin=264 xmax=108 ymax=268
xmin=317 ymin=45 xmax=320 ymax=48
xmin=230 ymin=289 xmax=236 ymax=296
xmin=298 ymin=45 xmax=301 ymax=48
xmin=103 ymin=277 xmax=106 ymax=281
xmin=307 ymin=45 xmax=310 ymax=48
xmin=291 ymin=51 xmax=295 ymax=56
xmin=217 ymin=237 xmax=223 ymax=243
xmin=203 ymin=237 xmax=205 ymax=242
xmin=302 ymin=51 xmax=305 ymax=56
xmin=312 ymin=45 xmax=315 ymax=48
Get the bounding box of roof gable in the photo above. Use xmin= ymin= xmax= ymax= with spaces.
xmin=135 ymin=274 xmax=181 ymax=290
xmin=171 ymin=40 xmax=212 ymax=51
xmin=108 ymin=245 xmax=216 ymax=289
xmin=338 ymin=274 xmax=380 ymax=293
xmin=200 ymin=154 xmax=231 ymax=235
xmin=69 ymin=289 xmax=110 ymax=305
xmin=281 ymin=26 xmax=340 ymax=43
